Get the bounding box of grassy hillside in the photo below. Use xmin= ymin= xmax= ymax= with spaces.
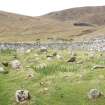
xmin=44 ymin=6 xmax=105 ymax=25
xmin=0 ymin=10 xmax=99 ymax=42
xmin=1 ymin=49 xmax=105 ymax=105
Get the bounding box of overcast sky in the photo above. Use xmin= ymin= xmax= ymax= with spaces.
xmin=0 ymin=0 xmax=105 ymax=16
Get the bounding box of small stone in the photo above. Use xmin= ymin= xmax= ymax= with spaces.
xmin=16 ymin=48 xmax=25 ymax=54
xmin=43 ymin=87 xmax=48 ymax=91
xmin=26 ymin=49 xmax=31 ymax=53
xmin=52 ymin=52 xmax=57 ymax=57
xmin=2 ymin=61 xmax=9 ymax=67
xmin=11 ymin=60 xmax=21 ymax=70
xmin=40 ymin=47 xmax=47 ymax=52
xmin=76 ymin=60 xmax=83 ymax=64
xmin=40 ymin=82 xmax=44 ymax=86
xmin=88 ymin=89 xmax=102 ymax=99
xmin=15 ymin=90 xmax=31 ymax=103
xmin=67 ymin=56 xmax=76 ymax=62
xmin=47 ymin=57 xmax=52 ymax=61
xmin=92 ymin=65 xmax=105 ymax=70
xmin=0 ymin=67 xmax=5 ymax=73
xmin=56 ymin=55 xmax=63 ymax=60
xmin=27 ymin=73 xmax=34 ymax=79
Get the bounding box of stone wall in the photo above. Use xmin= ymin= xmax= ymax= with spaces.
xmin=0 ymin=36 xmax=105 ymax=51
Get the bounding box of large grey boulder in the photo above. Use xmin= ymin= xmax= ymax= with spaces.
xmin=15 ymin=90 xmax=31 ymax=103
xmin=88 ymin=89 xmax=102 ymax=99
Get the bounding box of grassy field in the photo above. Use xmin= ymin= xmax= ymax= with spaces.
xmin=0 ymin=49 xmax=105 ymax=105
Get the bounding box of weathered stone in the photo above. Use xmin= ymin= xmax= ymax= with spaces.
xmin=43 ymin=87 xmax=48 ymax=91
xmin=0 ymin=67 xmax=5 ymax=73
xmin=11 ymin=60 xmax=21 ymax=70
xmin=88 ymin=89 xmax=102 ymax=99
xmin=92 ymin=65 xmax=105 ymax=70
xmin=47 ymin=57 xmax=52 ymax=61
xmin=67 ymin=56 xmax=76 ymax=62
xmin=40 ymin=47 xmax=47 ymax=52
xmin=26 ymin=49 xmax=31 ymax=54
xmin=15 ymin=90 xmax=31 ymax=103
xmin=56 ymin=54 xmax=63 ymax=60
xmin=27 ymin=71 xmax=34 ymax=79
xmin=89 ymin=51 xmax=95 ymax=59
xmin=2 ymin=61 xmax=9 ymax=67
xmin=52 ymin=52 xmax=57 ymax=57
xmin=16 ymin=48 xmax=25 ymax=54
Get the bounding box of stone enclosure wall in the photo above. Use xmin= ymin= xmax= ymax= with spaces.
xmin=0 ymin=36 xmax=105 ymax=51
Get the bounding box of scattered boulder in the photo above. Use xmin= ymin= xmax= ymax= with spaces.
xmin=40 ymin=47 xmax=47 ymax=52
xmin=67 ymin=56 xmax=76 ymax=62
xmin=43 ymin=87 xmax=48 ymax=91
xmin=27 ymin=71 xmax=34 ymax=79
xmin=2 ymin=61 xmax=9 ymax=67
xmin=40 ymin=81 xmax=45 ymax=86
xmin=0 ymin=67 xmax=5 ymax=73
xmin=16 ymin=48 xmax=25 ymax=54
xmin=88 ymin=51 xmax=96 ymax=59
xmin=92 ymin=65 xmax=105 ymax=70
xmin=11 ymin=60 xmax=21 ymax=70
xmin=76 ymin=60 xmax=83 ymax=64
xmin=15 ymin=90 xmax=31 ymax=103
xmin=52 ymin=52 xmax=57 ymax=57
xmin=27 ymin=73 xmax=34 ymax=79
xmin=46 ymin=52 xmax=57 ymax=58
xmin=56 ymin=54 xmax=63 ymax=60
xmin=47 ymin=57 xmax=53 ymax=61
xmin=26 ymin=49 xmax=31 ymax=54
xmin=46 ymin=55 xmax=53 ymax=58
xmin=88 ymin=89 xmax=103 ymax=99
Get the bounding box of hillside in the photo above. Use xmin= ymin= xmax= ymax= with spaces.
xmin=0 ymin=10 xmax=97 ymax=42
xmin=1 ymin=6 xmax=105 ymax=42
xmin=43 ymin=6 xmax=105 ymax=25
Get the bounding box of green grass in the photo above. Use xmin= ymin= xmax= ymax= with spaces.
xmin=0 ymin=49 xmax=105 ymax=105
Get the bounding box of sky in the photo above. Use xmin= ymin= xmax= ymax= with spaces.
xmin=0 ymin=0 xmax=105 ymax=16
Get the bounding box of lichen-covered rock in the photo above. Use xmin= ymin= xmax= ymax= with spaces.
xmin=11 ymin=60 xmax=21 ymax=70
xmin=15 ymin=90 xmax=31 ymax=103
xmin=88 ymin=89 xmax=102 ymax=99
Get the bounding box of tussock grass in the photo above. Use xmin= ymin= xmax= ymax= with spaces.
xmin=0 ymin=50 xmax=105 ymax=105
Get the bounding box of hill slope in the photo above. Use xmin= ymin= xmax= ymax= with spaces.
xmin=43 ymin=6 xmax=105 ymax=25
xmin=1 ymin=6 xmax=105 ymax=42
xmin=0 ymin=10 xmax=97 ymax=42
